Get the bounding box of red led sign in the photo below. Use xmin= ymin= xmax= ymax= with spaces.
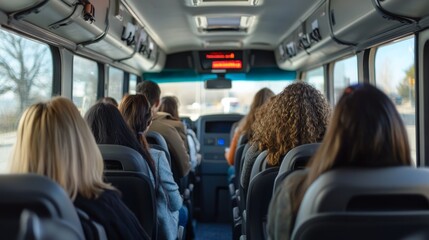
xmin=206 ymin=52 xmax=235 ymax=59
xmin=212 ymin=60 xmax=242 ymax=69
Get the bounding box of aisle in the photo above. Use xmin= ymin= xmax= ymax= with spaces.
xmin=195 ymin=222 xmax=232 ymax=240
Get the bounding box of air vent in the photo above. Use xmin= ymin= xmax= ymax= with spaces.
xmin=195 ymin=16 xmax=255 ymax=33
xmin=203 ymin=40 xmax=243 ymax=48
xmin=189 ymin=0 xmax=261 ymax=6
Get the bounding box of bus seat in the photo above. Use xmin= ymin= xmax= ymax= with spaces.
xmin=18 ymin=210 xmax=84 ymax=240
xmin=292 ymin=167 xmax=429 ymax=240
xmin=98 ymin=144 xmax=157 ymax=240
xmin=245 ymin=167 xmax=279 ymax=240
xmin=146 ymin=131 xmax=172 ymax=166
xmin=249 ymin=150 xmax=268 ymax=183
xmin=273 ymin=143 xmax=320 ymax=193
xmin=98 ymin=144 xmax=151 ymax=176
xmin=0 ymin=174 xmax=85 ymax=240
xmin=237 ymin=133 xmax=249 ymax=147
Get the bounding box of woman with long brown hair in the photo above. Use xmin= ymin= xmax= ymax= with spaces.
xmin=119 ymin=94 xmax=183 ymax=240
xmin=267 ymin=84 xmax=412 ymax=240
xmin=225 ymin=87 xmax=275 ymax=165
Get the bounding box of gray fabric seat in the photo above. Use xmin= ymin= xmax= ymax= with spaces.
xmin=292 ymin=167 xmax=429 ymax=240
xmin=98 ymin=144 xmax=157 ymax=240
xmin=0 ymin=174 xmax=85 ymax=240
xmin=246 ymin=167 xmax=279 ymax=240
xmin=146 ymin=131 xmax=172 ymax=166
xmin=249 ymin=150 xmax=268 ymax=183
xmin=273 ymin=143 xmax=320 ymax=193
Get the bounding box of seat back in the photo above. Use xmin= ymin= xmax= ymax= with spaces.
xmin=233 ymin=144 xmax=246 ymax=189
xmin=18 ymin=210 xmax=83 ymax=240
xmin=273 ymin=143 xmax=320 ymax=193
xmin=292 ymin=167 xmax=429 ymax=240
xmin=98 ymin=144 xmax=151 ymax=176
xmin=0 ymin=174 xmax=84 ymax=240
xmin=104 ymin=171 xmax=156 ymax=239
xmin=237 ymin=133 xmax=249 ymax=146
xmin=246 ymin=167 xmax=279 ymax=240
xmin=98 ymin=144 xmax=157 ymax=240
xmin=146 ymin=131 xmax=169 ymax=152
xmin=250 ymin=150 xmax=268 ymax=183
xmin=146 ymin=131 xmax=172 ymax=166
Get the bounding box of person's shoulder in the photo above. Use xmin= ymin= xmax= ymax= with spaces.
xmin=149 ymin=148 xmax=165 ymax=159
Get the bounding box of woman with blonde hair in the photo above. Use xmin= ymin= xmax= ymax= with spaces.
xmin=267 ymin=84 xmax=412 ymax=240
xmin=10 ymin=97 xmax=149 ymax=240
xmin=241 ymin=82 xmax=331 ymax=190
xmin=120 ymin=94 xmax=183 ymax=240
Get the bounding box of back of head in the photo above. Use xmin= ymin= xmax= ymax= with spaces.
xmin=118 ymin=94 xmax=156 ymax=176
xmin=84 ymin=102 xmax=145 ymax=157
xmin=295 ymin=84 xmax=413 ymax=212
xmin=10 ymin=97 xmax=110 ymax=200
xmin=311 ymin=84 xmax=412 ymax=171
xmin=159 ymin=96 xmax=180 ymax=120
xmin=240 ymin=88 xmax=275 ymax=135
xmin=136 ymin=80 xmax=161 ymax=107
xmin=251 ymin=82 xmax=331 ymax=166
xmin=119 ymin=94 xmax=152 ymax=134
xmin=97 ymin=97 xmax=118 ymax=107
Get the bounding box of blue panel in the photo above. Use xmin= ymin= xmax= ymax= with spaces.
xmin=143 ymin=68 xmax=296 ymax=83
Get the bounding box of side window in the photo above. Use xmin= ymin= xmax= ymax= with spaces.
xmin=333 ymin=56 xmax=358 ymax=103
xmin=375 ymin=36 xmax=416 ymax=163
xmin=304 ymin=67 xmax=325 ymax=95
xmin=107 ymin=67 xmax=124 ymax=102
xmin=73 ymin=56 xmax=98 ymax=115
xmin=0 ymin=29 xmax=53 ymax=172
xmin=129 ymin=74 xmax=137 ymax=94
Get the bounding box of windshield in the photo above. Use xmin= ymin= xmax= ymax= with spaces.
xmin=158 ymin=80 xmax=293 ymax=120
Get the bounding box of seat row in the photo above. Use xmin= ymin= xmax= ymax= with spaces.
xmin=230 ymin=137 xmax=429 ymax=240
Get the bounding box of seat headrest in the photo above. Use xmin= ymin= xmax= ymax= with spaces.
xmin=294 ymin=166 xmax=429 ymax=229
xmin=0 ymin=174 xmax=84 ymax=239
xmin=98 ymin=144 xmax=150 ymax=176
xmin=279 ymin=143 xmax=320 ymax=173
xmin=146 ymin=131 xmax=168 ymax=150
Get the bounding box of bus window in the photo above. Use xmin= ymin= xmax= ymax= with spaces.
xmin=375 ymin=36 xmax=416 ymax=162
xmin=129 ymin=74 xmax=137 ymax=94
xmin=0 ymin=29 xmax=53 ymax=172
xmin=73 ymin=56 xmax=98 ymax=115
xmin=333 ymin=56 xmax=358 ymax=103
xmin=159 ymin=80 xmax=291 ymax=120
xmin=107 ymin=67 xmax=124 ymax=102
xmin=304 ymin=67 xmax=325 ymax=95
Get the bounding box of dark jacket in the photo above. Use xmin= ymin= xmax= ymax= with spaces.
xmin=74 ymin=189 xmax=150 ymax=240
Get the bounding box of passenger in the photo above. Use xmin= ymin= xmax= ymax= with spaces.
xmin=241 ymin=82 xmax=330 ymax=191
xmin=119 ymin=94 xmax=183 ymax=240
xmin=136 ymin=80 xmax=191 ymax=178
xmin=159 ymin=95 xmax=200 ymax=170
xmin=84 ymin=102 xmax=157 ymax=180
xmin=159 ymin=96 xmax=180 ymax=120
xmin=97 ymin=96 xmax=118 ymax=107
xmin=225 ymin=87 xmax=275 ymax=166
xmin=267 ymin=84 xmax=412 ymax=240
xmin=9 ymin=97 xmax=149 ymax=240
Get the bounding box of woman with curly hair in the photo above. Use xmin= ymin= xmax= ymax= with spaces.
xmin=240 ymin=82 xmax=331 ymax=191
xmin=267 ymin=84 xmax=412 ymax=240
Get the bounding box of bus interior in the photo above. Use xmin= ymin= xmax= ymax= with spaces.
xmin=0 ymin=0 xmax=429 ymax=239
